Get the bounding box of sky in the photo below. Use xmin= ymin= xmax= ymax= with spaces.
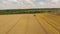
xmin=0 ymin=0 xmax=60 ymax=9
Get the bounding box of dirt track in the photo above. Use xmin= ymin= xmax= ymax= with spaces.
xmin=0 ymin=14 xmax=60 ymax=34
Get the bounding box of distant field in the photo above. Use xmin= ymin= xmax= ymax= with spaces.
xmin=0 ymin=10 xmax=49 ymax=14
xmin=0 ymin=8 xmax=60 ymax=15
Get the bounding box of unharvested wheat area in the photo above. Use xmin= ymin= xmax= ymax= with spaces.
xmin=0 ymin=8 xmax=60 ymax=34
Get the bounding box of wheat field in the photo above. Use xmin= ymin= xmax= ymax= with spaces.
xmin=0 ymin=14 xmax=60 ymax=34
